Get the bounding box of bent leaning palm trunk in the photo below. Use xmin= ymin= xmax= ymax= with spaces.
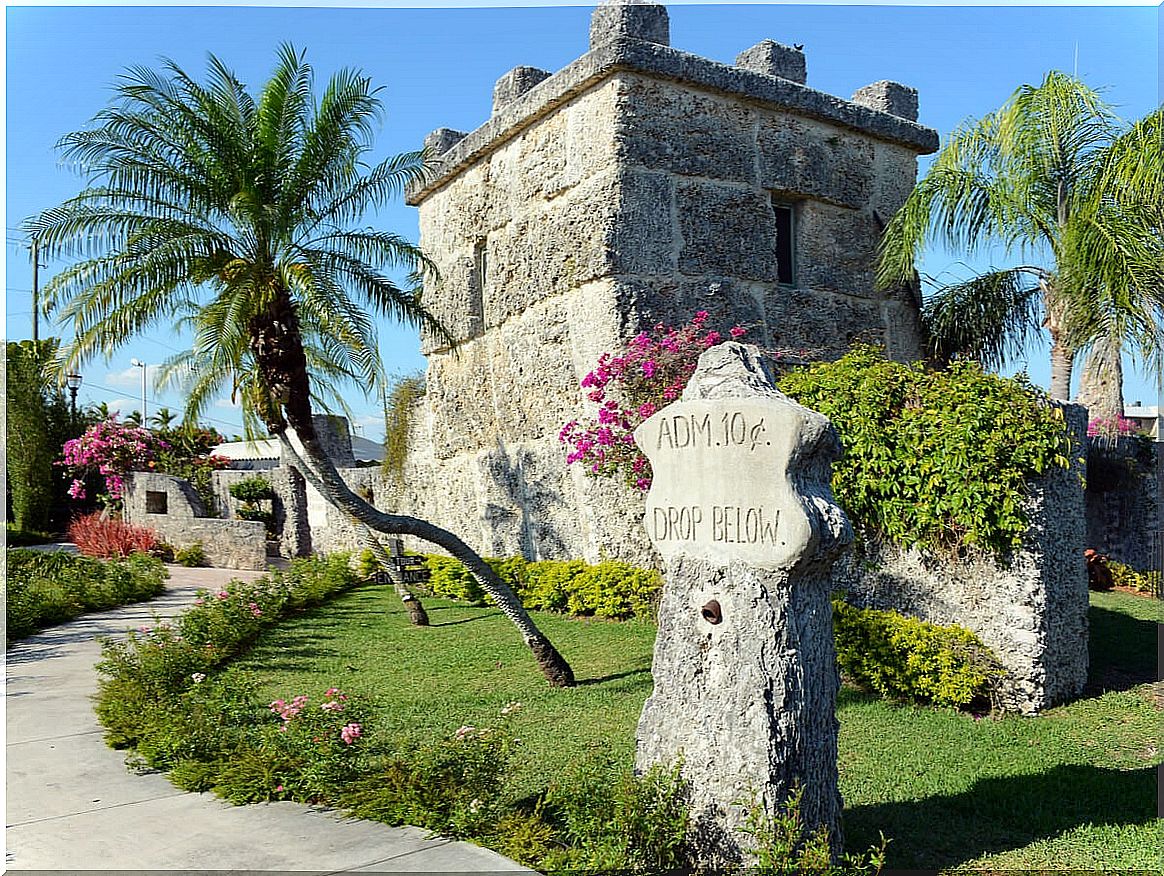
xmin=355 ymin=524 xmax=431 ymax=627
xmin=275 ymin=424 xmax=574 ymax=687
xmin=279 ymin=439 xmax=430 ymax=625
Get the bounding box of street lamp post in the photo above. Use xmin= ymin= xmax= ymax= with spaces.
xmin=130 ymin=358 xmax=147 ymax=423
xmin=65 ymin=373 xmax=83 ymax=423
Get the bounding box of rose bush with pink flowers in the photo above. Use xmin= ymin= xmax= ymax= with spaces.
xmin=559 ymin=312 xmax=748 ymax=492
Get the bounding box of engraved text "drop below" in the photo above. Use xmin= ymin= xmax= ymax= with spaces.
xmin=652 ymin=505 xmax=781 ymax=545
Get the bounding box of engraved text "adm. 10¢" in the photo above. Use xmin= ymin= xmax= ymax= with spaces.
xmin=656 ymin=411 xmax=770 ymax=452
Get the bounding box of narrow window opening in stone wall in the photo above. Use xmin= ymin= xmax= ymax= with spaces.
xmin=772 ymin=200 xmax=796 ymax=286
xmin=145 ymin=490 xmax=168 ymax=514
xmin=471 ymin=237 xmax=487 ymax=337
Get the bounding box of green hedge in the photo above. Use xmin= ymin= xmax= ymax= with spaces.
xmin=423 ymin=554 xmax=663 ymax=620
xmin=778 ymin=346 xmax=1074 ymax=555
xmin=6 ymin=549 xmax=168 ymax=641
xmin=832 ymin=598 xmax=1003 ymax=708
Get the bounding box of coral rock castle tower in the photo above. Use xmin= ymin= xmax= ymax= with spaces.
xmin=395 ymin=2 xmax=939 ymax=564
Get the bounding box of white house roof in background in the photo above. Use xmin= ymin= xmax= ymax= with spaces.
xmin=213 ymin=438 xmax=281 ymax=461
xmin=212 ymin=435 xmax=386 ymax=463
xmin=1124 ymin=405 xmax=1160 ymax=418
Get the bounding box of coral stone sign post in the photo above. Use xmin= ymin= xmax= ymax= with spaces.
xmin=633 ymin=342 xmax=851 ymax=865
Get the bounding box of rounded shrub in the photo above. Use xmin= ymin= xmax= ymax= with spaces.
xmin=778 ymin=345 xmax=1075 ymax=555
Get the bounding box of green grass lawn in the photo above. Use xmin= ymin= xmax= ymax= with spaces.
xmin=225 ymin=588 xmax=1162 ymax=871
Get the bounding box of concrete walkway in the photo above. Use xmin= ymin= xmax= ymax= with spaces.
xmin=6 ymin=564 xmax=529 ymax=873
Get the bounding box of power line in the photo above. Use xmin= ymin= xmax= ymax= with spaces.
xmin=77 ymin=380 xmax=243 ymax=431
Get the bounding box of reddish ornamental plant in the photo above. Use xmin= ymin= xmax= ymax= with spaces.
xmin=68 ymin=511 xmax=158 ymax=558
xmin=559 ymin=312 xmax=748 ymax=491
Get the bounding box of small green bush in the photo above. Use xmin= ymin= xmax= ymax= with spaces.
xmin=174 ymin=542 xmax=206 ymax=567
xmin=422 ymin=554 xmax=664 ymax=620
xmin=5 ymin=549 xmax=167 ymax=641
xmin=230 ymin=476 xmax=277 ymax=537
xmin=228 ymin=476 xmax=275 ymax=504
xmin=1108 ymin=561 xmax=1161 ymax=595
xmin=832 ymin=598 xmax=1002 ymax=708
xmin=778 ymin=346 xmax=1074 ymax=555
xmin=539 ymin=758 xmax=690 ymax=872
xmin=738 ymin=785 xmax=886 ymax=875
xmin=424 ymin=554 xmax=486 ymax=604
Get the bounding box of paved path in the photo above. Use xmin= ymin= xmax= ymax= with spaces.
xmin=6 ymin=564 xmax=529 ymax=873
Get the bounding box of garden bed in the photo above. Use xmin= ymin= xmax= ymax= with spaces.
xmin=6 ymin=549 xmax=167 ymax=642
xmin=99 ymin=568 xmax=1161 ymax=871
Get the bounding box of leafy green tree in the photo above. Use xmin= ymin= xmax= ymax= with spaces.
xmin=29 ymin=47 xmax=574 ymax=686
xmin=6 ymin=340 xmax=71 ymax=531
xmin=878 ymin=72 xmax=1164 ymax=422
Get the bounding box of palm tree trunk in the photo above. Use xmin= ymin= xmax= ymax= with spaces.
xmin=250 ymin=286 xmax=573 ymax=686
xmin=280 ymin=439 xmax=430 ymax=625
xmin=1049 ymin=336 xmax=1075 ymax=401
xmin=277 ymin=428 xmax=573 ymax=686
xmin=1045 ymin=292 xmax=1075 ymax=401
xmin=356 ymin=525 xmax=431 ymax=627
xmin=1075 ymin=335 xmax=1126 ymax=430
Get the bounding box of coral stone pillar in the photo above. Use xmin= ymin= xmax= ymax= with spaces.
xmin=633 ymin=342 xmax=852 ymax=864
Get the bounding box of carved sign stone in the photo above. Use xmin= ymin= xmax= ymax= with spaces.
xmin=634 ymin=342 xmax=851 ymax=865
xmin=636 ymin=400 xmax=818 ymax=570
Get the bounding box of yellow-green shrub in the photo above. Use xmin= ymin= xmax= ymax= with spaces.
xmin=1108 ymin=561 xmax=1160 ymax=594
xmin=422 ymin=555 xmax=663 ymax=620
xmin=832 ymin=599 xmax=1002 ymax=708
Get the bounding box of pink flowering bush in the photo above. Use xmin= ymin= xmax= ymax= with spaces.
xmin=59 ymin=416 xmax=231 ymax=512
xmin=559 ymin=312 xmax=748 ymax=491
xmin=1087 ymin=416 xmax=1142 ymax=440
xmin=60 ymin=417 xmax=163 ymax=506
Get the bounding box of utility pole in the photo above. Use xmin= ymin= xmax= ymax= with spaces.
xmin=31 ymin=238 xmax=39 ymax=342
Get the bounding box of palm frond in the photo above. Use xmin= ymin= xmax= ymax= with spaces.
xmin=921 ymin=269 xmax=1045 ymax=370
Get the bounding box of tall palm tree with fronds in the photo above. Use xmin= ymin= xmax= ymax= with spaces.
xmin=878 ymin=72 xmax=1164 ymax=418
xmin=1066 ymin=107 xmax=1164 ymax=425
xmin=29 ymin=46 xmax=574 ymax=686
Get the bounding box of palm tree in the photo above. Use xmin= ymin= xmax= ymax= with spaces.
xmin=878 ymin=72 xmax=1164 ymax=417
xmin=149 ymin=406 xmax=178 ymax=430
xmin=159 ymin=318 xmax=434 ymax=626
xmin=29 ymin=47 xmax=574 ymax=686
xmin=1067 ymin=108 xmax=1164 ymax=426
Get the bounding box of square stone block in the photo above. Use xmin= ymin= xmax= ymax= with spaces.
xmin=676 ymin=180 xmax=777 ymax=281
xmin=614 ymin=75 xmax=757 ymax=183
xmin=757 ymin=113 xmax=874 ymax=209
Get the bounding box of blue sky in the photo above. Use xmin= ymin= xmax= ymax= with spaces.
xmin=5 ymin=2 xmax=1161 ymax=438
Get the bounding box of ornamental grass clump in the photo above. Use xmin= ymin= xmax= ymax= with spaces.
xmin=559 ymin=312 xmax=748 ymax=491
xmin=68 ymin=512 xmax=159 ymax=558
